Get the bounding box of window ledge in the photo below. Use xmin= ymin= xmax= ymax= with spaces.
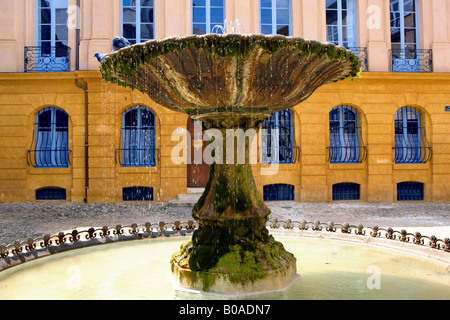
xmin=28 ymin=167 xmax=71 ymax=175
xmin=393 ymin=163 xmax=431 ymax=170
xmin=328 ymin=163 xmax=366 ymax=170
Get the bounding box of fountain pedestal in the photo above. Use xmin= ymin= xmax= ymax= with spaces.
xmin=170 ymin=113 xmax=298 ymax=295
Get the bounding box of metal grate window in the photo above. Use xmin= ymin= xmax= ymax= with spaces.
xmin=397 ymin=182 xmax=424 ymax=201
xmin=28 ymin=107 xmax=70 ymax=168
xmin=394 ymin=107 xmax=432 ymax=163
xmin=123 ymin=187 xmax=154 ymax=201
xmin=120 ymin=106 xmax=156 ymax=167
xmin=36 ymin=187 xmax=66 ymax=200
xmin=332 ymin=183 xmax=360 ymax=201
xmin=329 ymin=106 xmax=367 ymax=163
xmin=263 ymin=184 xmax=294 ymax=201
xmin=262 ymin=110 xmax=295 ymax=164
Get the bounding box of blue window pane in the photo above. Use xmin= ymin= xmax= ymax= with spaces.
xmin=193 ymin=0 xmax=206 ymax=6
xmin=141 ymin=8 xmax=153 ymax=23
xmin=261 ymin=9 xmax=272 ymax=24
xmin=123 ymin=0 xmax=133 ymax=6
xmin=41 ymin=9 xmax=51 ymax=23
xmin=141 ymin=24 xmax=153 ymax=39
xmin=141 ymin=0 xmax=153 ymax=6
xmin=193 ymin=7 xmax=206 ymax=23
xmin=123 ymin=8 xmax=136 ymax=23
xmin=210 ymin=8 xmax=223 ymax=23
xmin=40 ymin=0 xmax=51 ymax=7
xmin=276 ymin=0 xmax=289 ymax=8
xmin=326 ymin=0 xmax=338 ymax=9
xmin=211 ymin=0 xmax=223 ymax=6
xmin=277 ymin=8 xmax=289 ymax=24
xmin=193 ymin=24 xmax=206 ymax=34
xmin=261 ymin=0 xmax=272 ymax=8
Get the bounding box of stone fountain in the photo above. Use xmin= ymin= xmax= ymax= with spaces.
xmin=99 ymin=34 xmax=361 ymax=296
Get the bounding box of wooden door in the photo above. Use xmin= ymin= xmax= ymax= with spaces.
xmin=187 ymin=118 xmax=210 ymax=187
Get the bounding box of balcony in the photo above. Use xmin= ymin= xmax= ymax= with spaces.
xmin=24 ymin=46 xmax=71 ymax=72
xmin=348 ymin=47 xmax=368 ymax=72
xmin=390 ymin=49 xmax=433 ymax=73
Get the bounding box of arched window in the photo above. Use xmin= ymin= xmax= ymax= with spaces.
xmin=121 ymin=0 xmax=154 ymax=44
xmin=332 ymin=183 xmax=360 ymax=201
xmin=192 ymin=0 xmax=225 ymax=34
xmin=394 ymin=107 xmax=423 ymax=163
xmin=36 ymin=187 xmax=66 ymax=200
xmin=260 ymin=0 xmax=291 ymax=36
xmin=263 ymin=184 xmax=294 ymax=201
xmin=121 ymin=106 xmax=156 ymax=167
xmin=123 ymin=186 xmax=153 ymax=201
xmin=329 ymin=105 xmax=362 ymax=163
xmin=397 ymin=182 xmax=424 ymax=201
xmin=326 ymin=0 xmax=357 ymax=49
xmin=261 ymin=110 xmax=294 ymax=164
xmin=32 ymin=107 xmax=69 ymax=168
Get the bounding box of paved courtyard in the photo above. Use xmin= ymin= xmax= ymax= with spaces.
xmin=0 ymin=201 xmax=449 ymax=245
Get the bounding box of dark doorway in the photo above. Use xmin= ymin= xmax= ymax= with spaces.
xmin=187 ymin=118 xmax=210 ymax=187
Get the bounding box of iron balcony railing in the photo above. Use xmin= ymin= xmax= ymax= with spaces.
xmin=348 ymin=47 xmax=368 ymax=72
xmin=260 ymin=145 xmax=300 ymax=164
xmin=327 ymin=145 xmax=368 ymax=164
xmin=115 ymin=147 xmax=159 ymax=167
xmin=27 ymin=148 xmax=71 ymax=168
xmin=389 ymin=49 xmax=433 ymax=73
xmin=393 ymin=146 xmax=432 ymax=164
xmin=24 ymin=46 xmax=71 ymax=72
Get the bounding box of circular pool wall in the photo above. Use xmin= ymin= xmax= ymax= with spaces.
xmin=0 ymin=235 xmax=448 ymax=300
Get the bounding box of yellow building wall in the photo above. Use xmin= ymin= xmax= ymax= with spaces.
xmin=1 ymin=71 xmax=448 ymax=203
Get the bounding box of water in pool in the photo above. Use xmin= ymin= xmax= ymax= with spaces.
xmin=0 ymin=235 xmax=448 ymax=300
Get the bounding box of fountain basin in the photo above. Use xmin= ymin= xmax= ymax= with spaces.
xmin=0 ymin=231 xmax=448 ymax=300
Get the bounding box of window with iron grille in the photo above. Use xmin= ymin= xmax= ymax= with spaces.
xmin=262 ymin=110 xmax=294 ymax=164
xmin=123 ymin=186 xmax=154 ymax=201
xmin=332 ymin=183 xmax=360 ymax=201
xmin=32 ymin=0 xmax=70 ymax=72
xmin=121 ymin=106 xmax=156 ymax=167
xmin=122 ymin=0 xmax=154 ymax=44
xmin=263 ymin=184 xmax=294 ymax=201
xmin=36 ymin=187 xmax=66 ymax=200
xmin=192 ymin=0 xmax=225 ymax=34
xmin=260 ymin=0 xmax=291 ymax=36
xmin=329 ymin=105 xmax=366 ymax=163
xmin=394 ymin=107 xmax=431 ymax=163
xmin=397 ymin=182 xmax=424 ymax=201
xmin=29 ymin=107 xmax=69 ymax=168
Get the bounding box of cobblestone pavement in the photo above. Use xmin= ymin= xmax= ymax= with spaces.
xmin=0 ymin=201 xmax=449 ymax=245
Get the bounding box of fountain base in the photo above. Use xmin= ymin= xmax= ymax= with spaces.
xmin=171 ymin=254 xmax=298 ymax=297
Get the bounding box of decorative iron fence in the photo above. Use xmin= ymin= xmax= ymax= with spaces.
xmin=348 ymin=47 xmax=368 ymax=72
xmin=389 ymin=49 xmax=433 ymax=73
xmin=27 ymin=148 xmax=71 ymax=168
xmin=24 ymin=46 xmax=71 ymax=72
xmin=1 ymin=220 xmax=448 ymax=270
xmin=115 ymin=148 xmax=159 ymax=166
xmin=327 ymin=145 xmax=368 ymax=163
